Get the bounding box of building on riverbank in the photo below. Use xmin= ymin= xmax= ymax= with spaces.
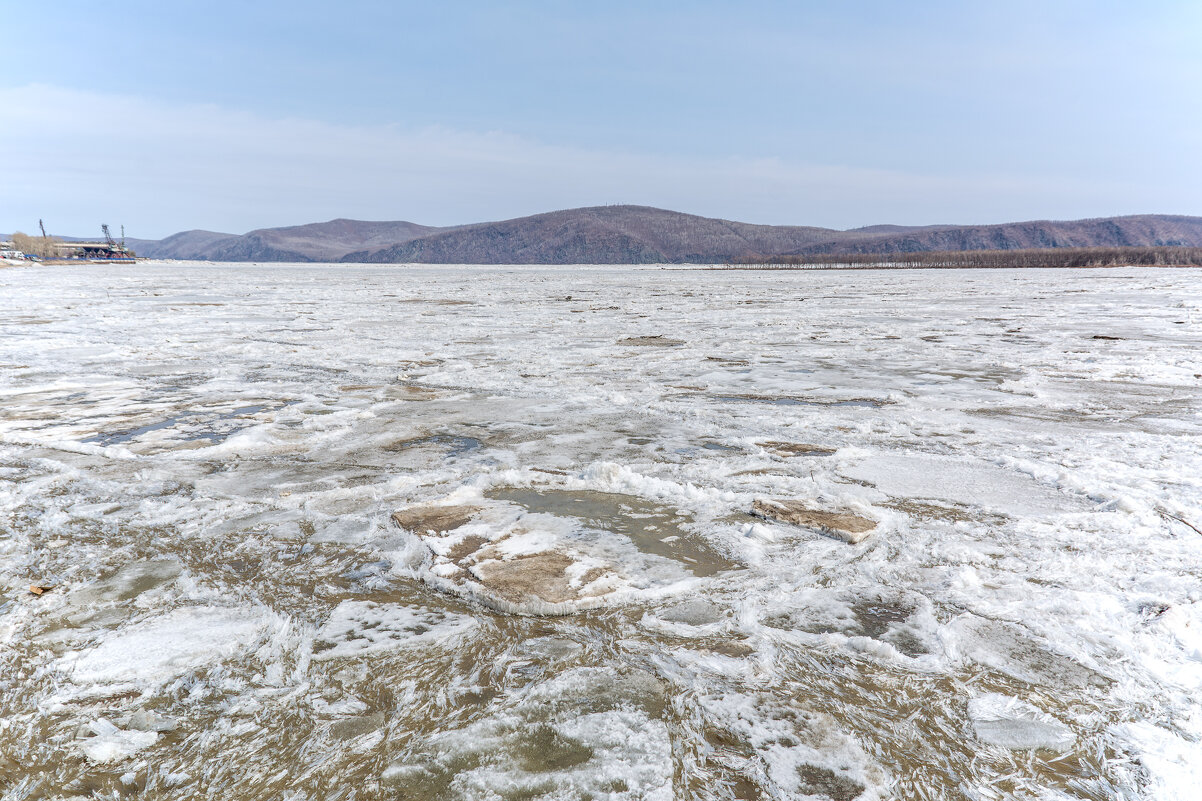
xmin=45 ymin=240 xmax=136 ymax=263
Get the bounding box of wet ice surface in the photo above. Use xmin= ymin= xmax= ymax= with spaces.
xmin=1 ymin=263 xmax=1201 ymax=799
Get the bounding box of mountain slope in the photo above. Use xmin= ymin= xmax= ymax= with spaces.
xmin=124 ymin=208 xmax=1202 ymax=263
xmin=344 ymin=206 xmax=840 ymax=264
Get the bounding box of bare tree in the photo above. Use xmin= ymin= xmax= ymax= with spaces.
xmin=10 ymin=231 xmax=62 ymax=258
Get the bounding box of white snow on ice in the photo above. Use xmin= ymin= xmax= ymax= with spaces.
xmin=1 ymin=262 xmax=1200 ymax=799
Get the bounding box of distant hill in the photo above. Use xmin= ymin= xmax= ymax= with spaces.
xmin=97 ymin=207 xmax=1202 ymax=263
xmin=127 ymin=230 xmax=237 ymax=259
xmin=239 ymin=218 xmax=452 ymax=260
xmin=343 ymin=206 xmax=838 ymax=264
xmin=132 ymin=219 xmax=452 ymax=261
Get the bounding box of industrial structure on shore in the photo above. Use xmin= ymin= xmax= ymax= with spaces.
xmin=48 ymin=224 xmax=137 ymax=262
xmin=3 ymin=222 xmax=137 ymax=263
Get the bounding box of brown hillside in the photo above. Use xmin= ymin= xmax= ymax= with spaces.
xmin=122 ymin=208 xmax=1202 ymax=263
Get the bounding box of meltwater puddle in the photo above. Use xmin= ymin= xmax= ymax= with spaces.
xmin=384 ymin=433 xmax=483 ymax=458
xmin=709 ymin=393 xmax=890 ymax=408
xmin=483 ymin=488 xmax=735 ymax=578
xmin=80 ymin=403 xmax=277 ymax=448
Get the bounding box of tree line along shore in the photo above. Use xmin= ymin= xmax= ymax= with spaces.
xmin=720 ymin=246 xmax=1202 ymax=269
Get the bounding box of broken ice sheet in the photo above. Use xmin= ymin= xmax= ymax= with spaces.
xmin=3 ymin=264 xmax=1200 ymax=799
xmin=382 ymin=666 xmax=673 ymax=801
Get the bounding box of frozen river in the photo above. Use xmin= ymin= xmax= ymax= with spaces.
xmin=1 ymin=262 xmax=1200 ymax=800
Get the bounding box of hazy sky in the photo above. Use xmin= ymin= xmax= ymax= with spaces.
xmin=4 ymin=1 xmax=1200 ymax=238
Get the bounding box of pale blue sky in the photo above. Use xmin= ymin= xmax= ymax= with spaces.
xmin=3 ymin=1 xmax=1200 ymax=238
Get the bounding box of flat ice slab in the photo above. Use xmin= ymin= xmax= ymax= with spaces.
xmin=57 ymin=606 xmax=267 ymax=689
xmin=968 ymin=694 xmax=1075 ymax=752
xmin=839 ymin=453 xmax=1084 ymax=517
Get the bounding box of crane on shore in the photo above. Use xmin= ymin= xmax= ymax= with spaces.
xmin=99 ymin=224 xmax=134 ymax=260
